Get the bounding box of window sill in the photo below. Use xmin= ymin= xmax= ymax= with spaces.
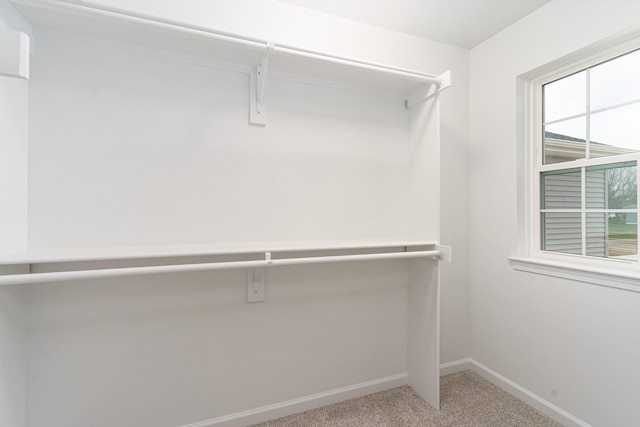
xmin=509 ymin=256 xmax=640 ymax=293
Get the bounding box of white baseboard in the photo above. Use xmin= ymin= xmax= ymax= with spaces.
xmin=439 ymin=358 xmax=474 ymax=376
xmin=441 ymin=358 xmax=591 ymax=427
xmin=180 ymin=373 xmax=408 ymax=427
xmin=182 ymin=359 xmax=591 ymax=427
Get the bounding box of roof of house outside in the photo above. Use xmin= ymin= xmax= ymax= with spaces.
xmin=544 ymin=132 xmax=637 ymax=163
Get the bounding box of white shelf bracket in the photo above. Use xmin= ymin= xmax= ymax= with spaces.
xmin=435 ymin=245 xmax=452 ymax=263
xmin=249 ymin=43 xmax=273 ymax=126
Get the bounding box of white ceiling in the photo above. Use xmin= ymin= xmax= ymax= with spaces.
xmin=278 ymin=0 xmax=551 ymax=49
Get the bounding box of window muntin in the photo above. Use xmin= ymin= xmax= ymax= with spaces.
xmin=538 ymin=49 xmax=640 ymax=261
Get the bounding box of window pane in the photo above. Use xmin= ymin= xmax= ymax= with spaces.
xmin=543 ymin=70 xmax=586 ymax=122
xmin=542 ymin=169 xmax=581 ymax=209
xmin=593 ymin=213 xmax=638 ymax=260
xmin=586 ymin=163 xmax=637 ymax=209
xmin=590 ymin=103 xmax=640 ymax=158
xmin=544 ymin=117 xmax=586 ymax=164
xmin=585 ymin=213 xmax=638 ymax=260
xmin=542 ymin=212 xmax=582 ymax=255
xmin=591 ymin=49 xmax=640 ymax=111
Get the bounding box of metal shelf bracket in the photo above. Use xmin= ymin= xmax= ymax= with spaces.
xmin=249 ymin=43 xmax=273 ymax=126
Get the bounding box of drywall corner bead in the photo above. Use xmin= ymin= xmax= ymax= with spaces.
xmin=0 ymin=28 xmax=30 ymax=79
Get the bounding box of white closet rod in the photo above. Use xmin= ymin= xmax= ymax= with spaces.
xmin=21 ymin=0 xmax=444 ymax=87
xmin=0 ymin=249 xmax=443 ymax=286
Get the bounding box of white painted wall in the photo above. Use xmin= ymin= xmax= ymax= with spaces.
xmin=0 ymin=0 xmax=28 ymax=256
xmin=23 ymin=36 xmax=392 ymax=426
xmin=469 ymin=1 xmax=640 ymax=426
xmin=9 ymin=1 xmax=470 ymax=425
xmin=28 ymin=37 xmax=412 ymax=248
xmin=23 ymin=37 xmax=403 ymax=427
xmin=0 ymin=3 xmax=29 ymax=427
xmin=0 ymin=286 xmax=25 ymax=427
xmin=25 ymin=260 xmax=409 ymax=426
xmin=25 ymin=0 xmax=470 ymax=361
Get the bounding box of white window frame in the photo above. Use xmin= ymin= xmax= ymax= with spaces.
xmin=511 ymin=30 xmax=640 ymax=293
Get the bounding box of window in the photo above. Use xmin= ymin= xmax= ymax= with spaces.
xmin=511 ymin=35 xmax=640 ymax=291
xmin=536 ymin=48 xmax=640 ymax=263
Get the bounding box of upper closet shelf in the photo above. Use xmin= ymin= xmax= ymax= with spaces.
xmin=10 ymin=0 xmax=451 ymax=96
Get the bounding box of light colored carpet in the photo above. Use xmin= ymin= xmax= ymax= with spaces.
xmin=250 ymin=370 xmax=562 ymax=426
